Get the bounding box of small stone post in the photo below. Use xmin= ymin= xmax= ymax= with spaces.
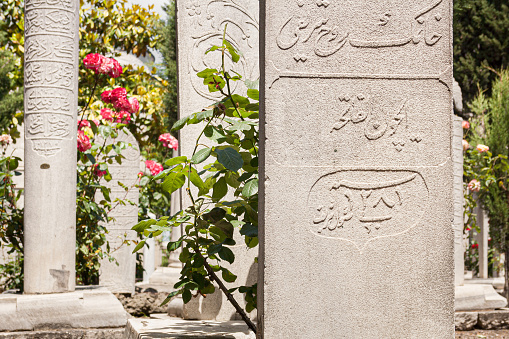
xmin=475 ymin=205 xmax=489 ymax=279
xmin=453 ymin=116 xmax=465 ymax=285
xmin=23 ymin=0 xmax=78 ymax=294
xmin=260 ymin=0 xmax=454 ymax=336
xmin=98 ymin=130 xmax=140 ymax=294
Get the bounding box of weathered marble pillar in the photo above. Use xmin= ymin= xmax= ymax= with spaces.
xmin=24 ymin=0 xmax=78 ymax=294
xmin=260 ymin=0 xmax=454 ymax=337
xmin=177 ymin=0 xmax=259 ymax=320
xmin=453 ymin=116 xmax=464 ymax=285
xmin=98 ymin=130 xmax=140 ymax=295
xmin=168 ymin=179 xmax=182 ymax=265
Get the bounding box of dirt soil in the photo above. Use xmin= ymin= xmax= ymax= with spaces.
xmin=456 ymin=330 xmax=509 ymax=338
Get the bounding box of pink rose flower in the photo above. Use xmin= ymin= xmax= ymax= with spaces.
xmin=158 ymin=133 xmax=178 ymax=150
xmin=462 ymin=120 xmax=470 ymax=129
xmin=127 ymin=97 xmax=139 ymax=114
xmin=115 ymin=111 xmax=131 ymax=124
xmin=78 ymin=119 xmax=91 ymax=129
xmin=108 ymin=59 xmax=123 ymax=78
xmin=101 ymin=90 xmax=113 ymax=104
xmin=0 ymin=134 xmax=13 ymax=145
xmin=110 ymin=87 xmax=128 ymax=110
xmin=100 ymin=108 xmax=114 ymax=122
xmin=468 ymin=179 xmax=481 ymax=192
xmin=145 ymin=160 xmax=163 ymax=176
xmin=77 ymin=130 xmax=91 ymax=152
xmin=476 ymin=144 xmax=489 ymax=153
xmin=93 ymin=164 xmax=107 ymax=177
xmin=93 ymin=119 xmax=100 ymax=126
xmin=462 ymin=140 xmax=470 ymax=151
xmin=98 ymin=57 xmax=115 ymax=74
xmin=83 ymin=53 xmax=105 ymax=72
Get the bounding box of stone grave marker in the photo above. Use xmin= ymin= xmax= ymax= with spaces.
xmin=23 ymin=0 xmax=79 ymax=294
xmin=453 ymin=115 xmax=464 ymax=286
xmin=98 ymin=130 xmax=140 ymax=295
xmin=260 ymin=0 xmax=454 ymax=337
xmin=177 ymin=0 xmax=259 ymax=321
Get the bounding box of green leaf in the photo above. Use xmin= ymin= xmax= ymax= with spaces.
xmin=224 ymin=40 xmax=240 ymax=62
xmin=245 ymin=79 xmax=259 ymax=90
xmin=167 ymin=240 xmax=182 ymax=252
xmin=216 ymin=147 xmax=243 ymax=172
xmin=247 ymin=89 xmax=259 ymax=101
xmin=162 ymin=172 xmax=186 ymax=194
xmin=215 ymin=220 xmax=234 ymax=239
xmin=240 ymin=223 xmax=258 ymax=237
xmin=203 ymin=207 xmax=226 ymax=223
xmin=221 ymin=268 xmax=237 ymax=283
xmin=197 ymin=68 xmax=218 ymax=78
xmin=132 ymin=219 xmax=157 ymax=233
xmin=242 ymin=179 xmax=258 ymax=197
xmin=191 ymin=148 xmax=211 ymax=164
xmin=8 ymin=158 xmax=18 ymax=171
xmin=189 ymin=168 xmax=205 ymax=190
xmin=212 ymin=177 xmax=228 ymax=200
xmin=160 ymin=290 xmax=180 ymax=307
xmin=218 ymin=246 xmax=235 ymax=264
xmin=182 ymin=289 xmax=192 ymax=304
xmin=165 ymin=156 xmax=187 ymax=167
xmin=132 ymin=240 xmax=146 ymax=254
xmin=171 ymin=115 xmax=190 ymax=131
xmin=245 ymin=236 xmax=258 ymax=248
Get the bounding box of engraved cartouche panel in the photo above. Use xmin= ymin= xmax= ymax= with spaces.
xmin=184 ymin=0 xmax=259 ymax=99
xmin=270 ymin=0 xmax=450 ymax=76
xmin=308 ymin=170 xmax=428 ymax=251
xmin=25 ymin=36 xmax=75 ymax=64
xmin=25 ymin=9 xmax=76 ymax=38
xmin=25 ymin=0 xmax=74 ymax=11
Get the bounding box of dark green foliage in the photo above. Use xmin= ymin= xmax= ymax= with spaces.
xmin=159 ymin=1 xmax=178 ymax=128
xmin=0 ymin=32 xmax=22 ymax=135
xmin=454 ymin=0 xmax=509 ymax=106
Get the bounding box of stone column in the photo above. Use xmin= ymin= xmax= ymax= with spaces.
xmin=475 ymin=205 xmax=489 ymax=279
xmin=168 ymin=181 xmax=182 ymax=265
xmin=260 ymin=0 xmax=454 ymax=337
xmin=98 ymin=130 xmax=140 ymax=295
xmin=177 ymin=0 xmax=259 ymax=321
xmin=453 ymin=116 xmax=464 ymax=285
xmin=23 ymin=0 xmax=78 ymax=294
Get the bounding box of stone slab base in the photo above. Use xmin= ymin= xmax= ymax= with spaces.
xmin=0 ymin=328 xmax=124 ymax=339
xmin=456 ymin=309 xmax=509 ymax=331
xmin=125 ymin=315 xmax=255 ymax=339
xmin=456 ymin=284 xmax=507 ymax=311
xmin=0 ymin=287 xmax=128 ymax=332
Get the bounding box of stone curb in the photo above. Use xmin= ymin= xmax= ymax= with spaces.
xmin=456 ymin=309 xmax=509 ymax=331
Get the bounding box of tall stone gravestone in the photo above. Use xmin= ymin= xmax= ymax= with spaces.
xmin=453 ymin=115 xmax=464 ymax=286
xmin=98 ymin=130 xmax=140 ymax=295
xmin=177 ymin=0 xmax=259 ymax=320
xmin=24 ymin=0 xmax=78 ymax=294
xmin=260 ymin=0 xmax=454 ymax=337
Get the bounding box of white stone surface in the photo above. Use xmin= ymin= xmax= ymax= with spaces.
xmin=125 ymin=316 xmax=255 ymax=339
xmin=260 ymin=0 xmax=454 ymax=337
xmin=0 ymin=287 xmax=128 ymax=331
xmin=475 ymin=203 xmax=490 ymax=279
xmin=453 ymin=116 xmax=465 ymax=286
xmin=23 ymin=0 xmax=79 ymax=294
xmin=98 ymin=130 xmax=140 ymax=294
xmin=455 ymin=284 xmax=507 ymax=311
xmin=177 ymin=0 xmax=259 ymax=321
xmin=143 ymin=237 xmax=156 ymax=284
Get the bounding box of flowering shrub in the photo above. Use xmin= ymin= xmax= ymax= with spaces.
xmin=75 ymin=52 xmax=142 ymax=284
xmin=145 ymin=160 xmax=163 ymax=176
xmin=158 ymin=133 xmax=178 ymax=150
xmin=133 ymin=32 xmax=258 ymax=333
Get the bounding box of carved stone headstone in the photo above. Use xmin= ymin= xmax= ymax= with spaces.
xmin=260 ymin=0 xmax=454 ymax=337
xmin=453 ymin=116 xmax=464 ymax=286
xmin=98 ymin=130 xmax=140 ymax=295
xmin=177 ymin=0 xmax=259 ymax=321
xmin=23 ymin=0 xmax=79 ymax=294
